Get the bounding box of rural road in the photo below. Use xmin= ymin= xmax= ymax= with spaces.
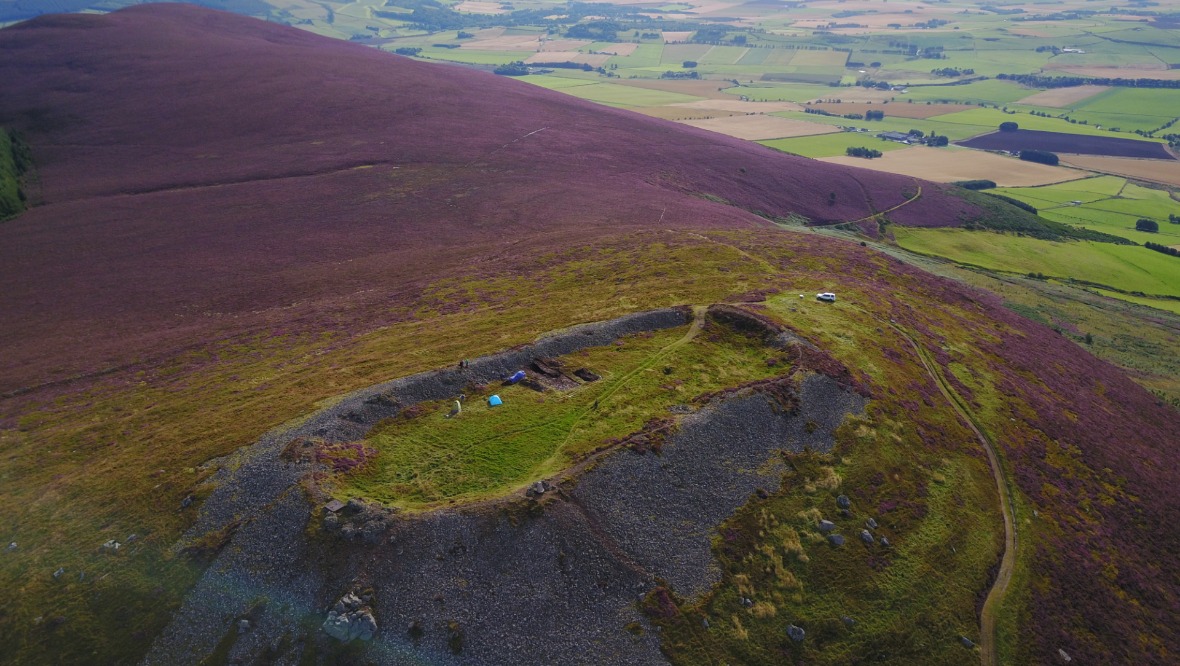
xmin=892 ymin=323 xmax=1017 ymax=666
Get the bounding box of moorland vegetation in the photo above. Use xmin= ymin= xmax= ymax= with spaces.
xmin=0 ymin=3 xmax=1178 ymax=666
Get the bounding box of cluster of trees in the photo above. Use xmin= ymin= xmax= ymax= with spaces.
xmin=982 ymin=4 xmax=1025 ymax=15
xmin=691 ymin=26 xmax=731 ymax=43
xmin=845 ymin=146 xmax=883 ymax=159
xmin=493 ymin=61 xmax=530 ymax=76
xmin=1135 ymin=218 xmax=1159 ymax=232
xmin=954 ymin=180 xmax=998 ymax=190
xmin=1000 ymin=121 xmax=1019 ymax=132
xmin=394 ymin=47 xmax=421 ymax=56
xmin=985 ymin=192 xmax=1038 ymax=214
xmin=567 ymin=20 xmax=620 ymax=40
xmin=931 ymin=67 xmax=975 ymax=77
xmin=1171 ymin=213 xmax=1180 ymax=224
xmin=660 ymin=70 xmax=700 ymax=79
xmin=1145 ymin=241 xmax=1179 ymax=257
xmin=865 ymin=109 xmax=885 ymax=120
xmin=1020 ymin=149 xmax=1059 ymax=166
xmin=997 ymin=73 xmax=1180 ymax=89
xmin=923 ymin=134 xmax=949 ymax=146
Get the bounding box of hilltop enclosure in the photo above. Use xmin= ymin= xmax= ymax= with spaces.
xmin=0 ymin=5 xmax=1178 ymax=666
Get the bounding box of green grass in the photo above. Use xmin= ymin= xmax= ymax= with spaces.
xmin=552 ymin=82 xmax=705 ymax=107
xmin=993 ymin=178 xmax=1180 ymax=245
xmin=1091 ymin=288 xmax=1180 ymax=316
xmin=893 ymin=227 xmax=1180 ymax=298
xmin=606 ymin=43 xmax=664 ymax=69
xmin=645 ymin=290 xmax=1004 ymax=665
xmin=774 ymin=110 xmax=993 ymax=142
xmin=0 ymin=128 xmax=26 ymax=219
xmin=332 ymin=322 xmax=781 ymax=509
xmin=418 ymin=48 xmax=532 ymax=65
xmin=929 ymin=107 xmax=1141 ymax=138
xmin=516 ymin=73 xmax=601 ymax=90
xmin=760 ymin=132 xmax=911 ymax=159
xmin=898 ymin=79 xmax=1032 ymax=105
xmin=724 ymin=82 xmax=846 ymax=102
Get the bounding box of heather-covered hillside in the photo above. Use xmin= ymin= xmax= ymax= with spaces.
xmin=0 ymin=3 xmax=990 ymax=393
xmin=0 ymin=6 xmax=1177 ymax=666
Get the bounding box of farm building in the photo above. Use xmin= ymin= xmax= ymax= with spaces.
xmin=877 ymin=131 xmax=912 ymax=143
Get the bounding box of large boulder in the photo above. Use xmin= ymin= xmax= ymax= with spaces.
xmin=323 ymin=592 xmax=378 ymax=642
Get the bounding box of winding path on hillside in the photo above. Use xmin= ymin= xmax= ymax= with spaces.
xmin=891 ymin=323 xmax=1016 ymax=666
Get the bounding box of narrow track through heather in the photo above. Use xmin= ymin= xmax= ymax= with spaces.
xmin=891 ymin=323 xmax=1016 ymax=666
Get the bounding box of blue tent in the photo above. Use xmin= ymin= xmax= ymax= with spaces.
xmin=506 ymin=370 xmax=526 ymax=384
xmin=488 ymin=394 xmax=503 ymax=407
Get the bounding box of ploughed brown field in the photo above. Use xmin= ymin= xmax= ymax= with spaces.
xmin=0 ymin=4 xmax=985 ymax=394
xmin=959 ymin=129 xmax=1176 ymax=160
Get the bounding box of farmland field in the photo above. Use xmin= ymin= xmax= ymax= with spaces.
xmin=1016 ymin=85 xmax=1109 ymax=108
xmin=539 ymin=82 xmax=705 ymax=107
xmin=760 ymin=132 xmax=912 ymax=159
xmin=933 ymin=108 xmax=1128 ymax=138
xmin=893 ymin=228 xmax=1180 ymax=299
xmin=994 ymin=176 xmax=1180 ymax=245
xmin=774 ymin=110 xmax=993 ymax=142
xmin=807 ymin=101 xmax=975 ymax=120
xmin=680 ymin=115 xmax=840 ymax=141
xmin=960 ymin=130 xmax=1176 ymax=160
xmin=1059 ymin=156 xmax=1180 ymax=188
xmin=821 ymin=146 xmax=1089 ymax=187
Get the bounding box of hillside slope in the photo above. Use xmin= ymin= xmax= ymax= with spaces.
xmin=0 ymin=3 xmax=989 ymax=393
xmin=0 ymin=6 xmax=1177 ymax=666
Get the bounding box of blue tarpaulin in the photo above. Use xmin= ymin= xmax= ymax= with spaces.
xmin=488 ymin=394 xmax=503 ymax=407
xmin=506 ymin=370 xmax=526 ymax=384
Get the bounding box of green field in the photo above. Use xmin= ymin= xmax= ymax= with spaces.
xmin=548 ymin=82 xmax=705 ymax=107
xmin=516 ymin=73 xmax=601 ymax=90
xmin=894 ymin=227 xmax=1180 ymax=299
xmin=774 ymin=110 xmax=993 ymax=142
xmin=931 ymin=107 xmax=1140 ymax=138
xmin=899 ymin=79 xmax=1032 ymax=105
xmin=332 ymin=321 xmax=780 ymax=508
xmin=725 ymin=82 xmax=849 ymax=102
xmin=606 ymin=43 xmax=664 ymax=69
xmin=761 ymin=132 xmax=913 ymax=158
xmin=994 ymin=178 xmax=1180 ymax=246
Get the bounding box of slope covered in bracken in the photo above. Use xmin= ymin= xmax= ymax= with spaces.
xmin=0 ymin=3 xmax=984 ymax=394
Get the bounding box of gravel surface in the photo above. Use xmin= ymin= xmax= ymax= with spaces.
xmin=571 ymin=373 xmax=865 ymax=597
xmin=143 ymin=307 xmax=866 ymax=665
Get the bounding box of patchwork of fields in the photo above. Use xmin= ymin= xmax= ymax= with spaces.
xmin=336 ymin=0 xmax=1180 ymax=320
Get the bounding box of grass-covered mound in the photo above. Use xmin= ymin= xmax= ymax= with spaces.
xmin=331 ymin=322 xmax=782 ymax=509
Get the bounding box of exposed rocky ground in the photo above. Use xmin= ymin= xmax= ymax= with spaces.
xmin=143 ymin=308 xmax=864 ymax=664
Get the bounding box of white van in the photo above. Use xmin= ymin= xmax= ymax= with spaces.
xmin=816 ymin=292 xmax=836 ymax=302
